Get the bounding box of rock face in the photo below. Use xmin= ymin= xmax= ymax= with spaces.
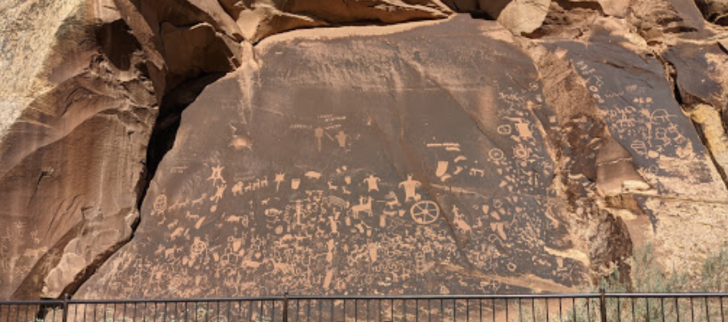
xmin=3 ymin=0 xmax=728 ymax=300
xmin=77 ymin=17 xmax=586 ymax=298
xmin=0 ymin=0 xmax=156 ymax=300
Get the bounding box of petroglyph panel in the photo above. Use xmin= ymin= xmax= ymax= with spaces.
xmin=544 ymin=40 xmax=728 ymax=199
xmin=76 ymin=17 xmax=586 ymax=299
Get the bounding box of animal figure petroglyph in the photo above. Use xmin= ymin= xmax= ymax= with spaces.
xmin=383 ymin=191 xmax=400 ymax=209
xmin=229 ymin=123 xmax=253 ymax=151
xmin=265 ymin=208 xmax=283 ymax=216
xmin=185 ymin=211 xmax=200 ymax=221
xmin=191 ymin=194 xmax=207 ymax=206
xmin=351 ymin=197 xmax=373 ymax=216
xmin=232 ymin=182 xmax=244 ymax=196
xmin=305 ymin=171 xmax=322 ymax=180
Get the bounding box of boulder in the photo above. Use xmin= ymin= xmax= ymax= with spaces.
xmin=440 ymin=0 xmax=550 ymax=34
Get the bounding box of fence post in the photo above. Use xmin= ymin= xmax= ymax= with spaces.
xmin=599 ymin=287 xmax=607 ymax=322
xmin=62 ymin=294 xmax=70 ymax=322
xmin=282 ymin=290 xmax=289 ymax=322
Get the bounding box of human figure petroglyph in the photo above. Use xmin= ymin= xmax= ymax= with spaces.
xmin=207 ymin=165 xmax=226 ymax=186
xmin=328 ymin=214 xmax=340 ymax=234
xmin=274 ymin=173 xmax=285 ymax=192
xmin=210 ymin=184 xmax=227 ymax=203
xmin=314 ymin=127 xmax=325 ymax=152
xmin=333 ymin=130 xmax=349 ymax=148
xmin=399 ymin=174 xmax=421 ymax=202
xmin=362 ymin=174 xmax=381 ymax=192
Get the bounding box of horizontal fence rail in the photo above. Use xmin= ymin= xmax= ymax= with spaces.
xmin=2 ymin=291 xmax=727 ymax=322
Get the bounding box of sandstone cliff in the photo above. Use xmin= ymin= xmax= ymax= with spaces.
xmin=1 ymin=0 xmax=728 ymax=300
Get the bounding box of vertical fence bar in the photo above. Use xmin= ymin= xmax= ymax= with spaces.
xmin=506 ymin=299 xmax=509 ymax=322
xmin=617 ymin=297 xmax=621 ymax=322
xmin=62 ymin=295 xmax=70 ymax=322
xmin=600 ymin=288 xmax=607 ymax=322
xmin=706 ymin=297 xmax=710 ymax=322
xmin=646 ymin=297 xmax=650 ymax=322
xmin=283 ymin=292 xmax=289 ymax=322
xmin=675 ymin=298 xmax=680 ymax=322
xmin=491 ymin=299 xmax=494 ymax=322
xmin=545 ymin=298 xmax=549 ymax=322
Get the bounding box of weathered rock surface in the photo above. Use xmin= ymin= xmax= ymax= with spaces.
xmin=441 ymin=0 xmax=551 ymax=34
xmin=219 ymin=0 xmax=453 ymax=42
xmin=0 ymin=0 xmax=156 ymax=300
xmin=696 ymin=0 xmax=728 ymax=24
xmin=3 ymin=0 xmax=728 ymax=301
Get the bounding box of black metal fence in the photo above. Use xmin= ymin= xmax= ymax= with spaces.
xmin=1 ymin=291 xmax=727 ymax=322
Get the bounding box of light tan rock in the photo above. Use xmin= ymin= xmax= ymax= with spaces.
xmin=696 ymin=0 xmax=728 ymax=25
xmin=690 ymin=104 xmax=728 ymax=176
xmin=439 ymin=0 xmax=550 ymax=34
xmin=219 ymin=0 xmax=452 ymax=42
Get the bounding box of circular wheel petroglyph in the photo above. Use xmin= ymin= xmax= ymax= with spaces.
xmin=410 ymin=201 xmax=440 ymax=225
